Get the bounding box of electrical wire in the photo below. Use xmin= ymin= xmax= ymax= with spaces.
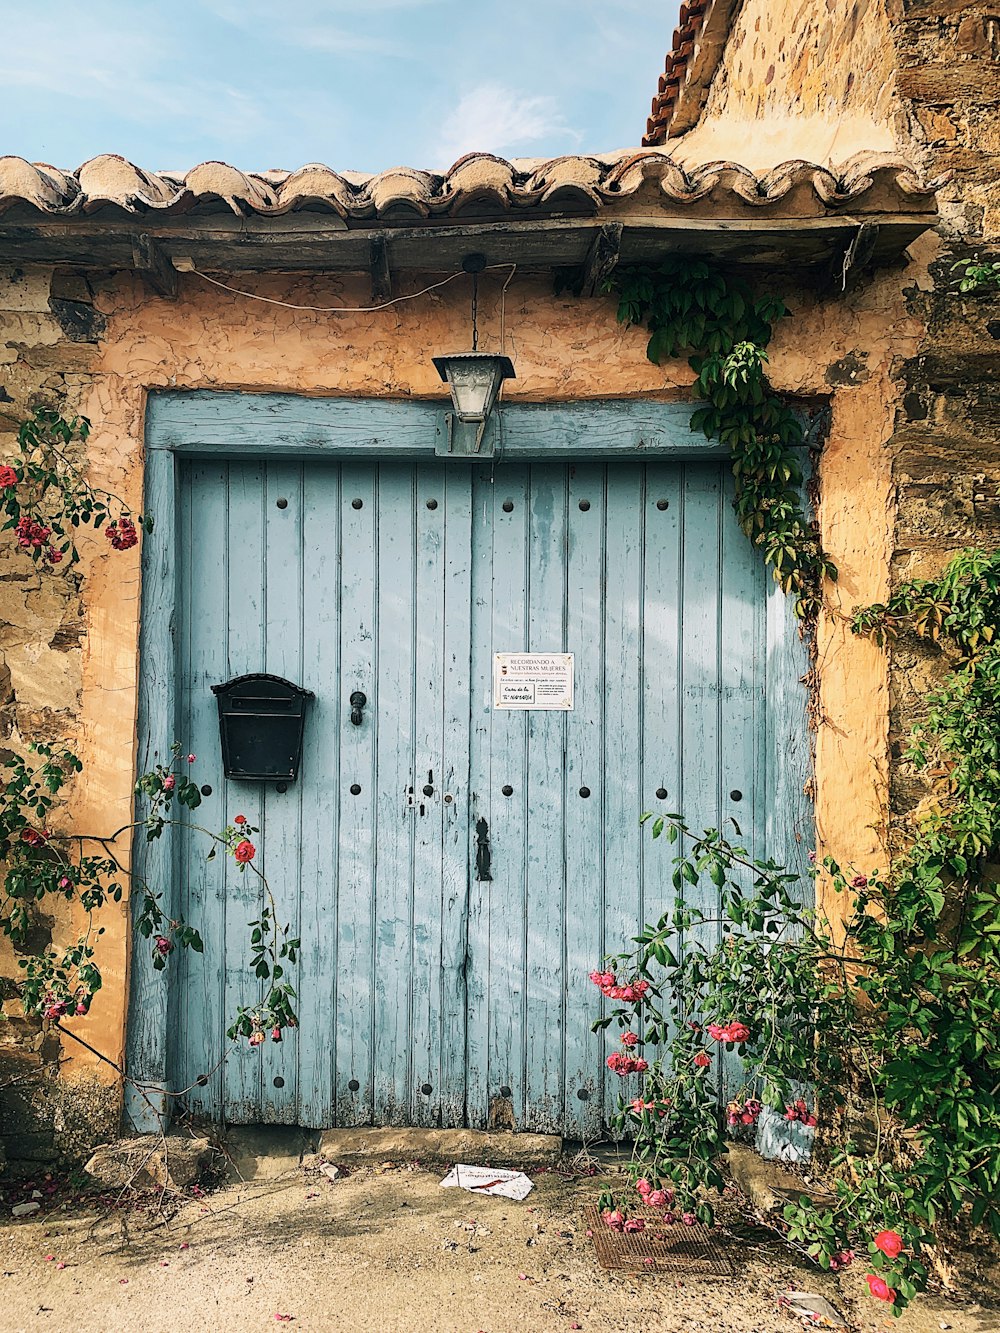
xmin=189 ymin=262 xmax=516 ymax=316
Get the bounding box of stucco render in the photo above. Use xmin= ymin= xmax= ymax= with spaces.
xmin=672 ymin=0 xmax=902 ymax=170
xmin=0 ymin=244 xmax=930 ymax=1157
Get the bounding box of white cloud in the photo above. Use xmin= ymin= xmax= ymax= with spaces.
xmin=434 ymin=82 xmax=579 ymax=168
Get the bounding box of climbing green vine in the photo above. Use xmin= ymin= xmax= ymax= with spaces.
xmin=609 ymin=257 xmax=836 ymax=619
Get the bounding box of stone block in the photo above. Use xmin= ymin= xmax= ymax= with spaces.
xmin=314 ymin=1125 xmax=561 ymax=1167
xmin=84 ymin=1135 xmax=213 ymax=1190
xmin=0 ymin=268 xmax=53 ymax=314
xmin=956 ymin=15 xmax=999 ymax=58
xmin=725 ymin=1143 xmax=834 ymax=1214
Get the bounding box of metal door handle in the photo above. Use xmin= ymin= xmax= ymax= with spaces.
xmin=475 ymin=816 xmax=492 ymax=882
xmin=349 ymin=691 xmax=367 ymax=726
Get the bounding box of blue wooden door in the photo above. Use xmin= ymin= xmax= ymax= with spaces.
xmin=172 ymin=449 xmax=788 ymax=1133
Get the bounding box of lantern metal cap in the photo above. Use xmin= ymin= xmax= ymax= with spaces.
xmin=432 ymin=352 xmax=515 ymax=383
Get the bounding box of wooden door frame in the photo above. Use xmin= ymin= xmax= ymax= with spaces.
xmin=125 ymin=390 xmax=813 ymax=1132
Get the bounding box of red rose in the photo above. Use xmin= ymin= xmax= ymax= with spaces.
xmin=271 ymin=1026 xmax=282 ymax=1042
xmin=873 ymin=1229 xmax=903 ymax=1258
xmin=234 ymin=814 xmax=247 ymax=825
xmin=105 ymin=518 xmax=138 ymax=551
xmin=20 ymin=828 xmax=47 ymax=847
xmin=0 ymin=465 xmax=18 ymax=488
xmin=234 ymin=839 xmax=255 ymax=864
xmin=693 ymin=1051 xmax=711 ymax=1068
xmin=851 ymin=873 xmax=869 ymax=889
xmin=620 ymin=1031 xmax=638 ymax=1048
xmin=865 ymin=1274 xmax=896 ymax=1303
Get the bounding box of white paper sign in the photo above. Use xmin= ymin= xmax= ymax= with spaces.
xmin=493 ymin=653 xmax=574 ymax=710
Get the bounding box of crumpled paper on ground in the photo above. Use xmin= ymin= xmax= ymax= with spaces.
xmin=439 ymin=1164 xmax=534 ymax=1200
xmin=777 ymin=1291 xmax=847 ymax=1328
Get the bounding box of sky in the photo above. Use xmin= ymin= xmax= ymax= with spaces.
xmin=0 ymin=1 xmax=670 ymax=174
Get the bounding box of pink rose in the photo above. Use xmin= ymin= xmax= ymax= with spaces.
xmin=693 ymin=1051 xmax=711 ymax=1068
xmin=647 ymin=1189 xmax=668 ymax=1208
xmin=621 ymin=1031 xmax=639 ymax=1048
xmin=163 ymin=775 xmax=175 ymax=790
xmin=249 ymin=1030 xmax=265 ymax=1047
xmin=851 ymin=873 xmax=869 ymax=889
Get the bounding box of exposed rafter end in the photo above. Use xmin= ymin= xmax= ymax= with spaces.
xmin=829 ymin=221 xmax=881 ymax=292
xmin=131 ymin=233 xmax=178 ymax=299
xmin=581 ymin=222 xmax=623 ymax=297
xmin=370 ymin=235 xmax=392 ymax=305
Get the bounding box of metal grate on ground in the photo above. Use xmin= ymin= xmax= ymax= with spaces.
xmin=584 ymin=1204 xmax=738 ymax=1276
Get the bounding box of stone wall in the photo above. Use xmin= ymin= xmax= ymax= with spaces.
xmin=884 ymin=1 xmax=1000 ymax=845
xmin=0 ymin=265 xmax=123 ymax=1175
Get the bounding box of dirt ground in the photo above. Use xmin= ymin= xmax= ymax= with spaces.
xmin=1 ymin=1157 xmax=997 ymax=1333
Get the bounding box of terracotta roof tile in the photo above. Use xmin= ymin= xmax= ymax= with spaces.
xmin=644 ymin=0 xmax=736 ymax=145
xmin=0 ymin=150 xmax=937 ymax=223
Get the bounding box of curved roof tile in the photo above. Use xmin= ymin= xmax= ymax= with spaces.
xmin=0 ymin=151 xmax=937 ymax=222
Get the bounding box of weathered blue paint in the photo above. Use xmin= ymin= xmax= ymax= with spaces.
xmin=129 ymin=393 xmax=811 ymax=1134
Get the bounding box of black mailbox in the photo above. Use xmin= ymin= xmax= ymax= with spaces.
xmin=211 ymin=673 xmax=314 ymax=782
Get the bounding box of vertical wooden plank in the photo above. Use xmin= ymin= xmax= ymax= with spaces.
xmin=410 ymin=460 xmax=448 ymax=1126
xmin=335 ymin=463 xmax=378 ymax=1125
xmin=601 ymin=465 xmax=646 ymax=1119
xmin=465 ymin=466 xmax=496 ymax=1129
xmin=563 ymin=463 xmax=607 ymax=1139
xmin=766 ymin=579 xmax=813 ymax=888
xmin=719 ymin=468 xmax=767 ymax=863
xmin=126 ymin=447 xmax=178 ymax=1132
xmin=484 ymin=466 xmax=530 ymax=1128
xmin=717 ymin=466 xmax=767 ymax=1099
xmin=219 ymin=460 xmax=267 ymax=1122
xmin=523 ymin=463 xmax=568 ymax=1133
xmin=295 ymin=462 xmax=342 ymax=1128
xmin=372 ymin=463 xmax=417 ymax=1125
xmin=174 ymin=461 xmax=231 ymax=1121
xmin=639 ymin=463 xmax=682 ymax=1014
xmin=439 ymin=463 xmax=473 ymax=1128
xmin=258 ymin=461 xmax=304 ymax=1123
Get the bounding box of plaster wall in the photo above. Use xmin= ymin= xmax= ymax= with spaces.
xmin=0 ymin=255 xmax=925 ymax=1157
xmin=673 ymin=0 xmax=901 ymax=170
